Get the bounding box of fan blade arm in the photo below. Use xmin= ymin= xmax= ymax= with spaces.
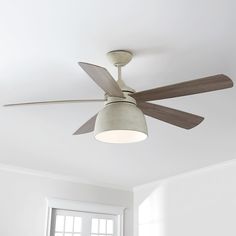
xmin=132 ymin=74 xmax=233 ymax=102
xmin=138 ymin=102 xmax=204 ymax=129
xmin=73 ymin=113 xmax=98 ymax=135
xmin=79 ymin=62 xmax=124 ymax=98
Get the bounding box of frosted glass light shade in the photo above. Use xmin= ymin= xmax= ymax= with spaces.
xmin=94 ymin=102 xmax=148 ymax=143
xmin=95 ymin=130 xmax=147 ymax=143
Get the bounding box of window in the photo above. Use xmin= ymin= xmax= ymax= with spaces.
xmin=46 ymin=199 xmax=125 ymax=236
xmin=52 ymin=210 xmax=82 ymax=236
xmin=91 ymin=218 xmax=114 ymax=236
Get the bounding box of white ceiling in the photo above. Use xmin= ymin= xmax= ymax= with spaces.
xmin=0 ymin=0 xmax=235 ymax=190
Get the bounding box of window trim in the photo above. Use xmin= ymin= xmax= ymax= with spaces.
xmin=45 ymin=198 xmax=126 ymax=236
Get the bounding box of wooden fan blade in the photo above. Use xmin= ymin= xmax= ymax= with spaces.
xmin=138 ymin=102 xmax=204 ymax=129
xmin=79 ymin=62 xmax=124 ymax=98
xmin=132 ymin=74 xmax=233 ymax=102
xmin=4 ymin=99 xmax=105 ymax=107
xmin=73 ymin=114 xmax=97 ymax=135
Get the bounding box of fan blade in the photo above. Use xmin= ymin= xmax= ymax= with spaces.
xmin=4 ymin=99 xmax=105 ymax=107
xmin=79 ymin=62 xmax=124 ymax=98
xmin=132 ymin=74 xmax=233 ymax=102
xmin=138 ymin=102 xmax=204 ymax=129
xmin=73 ymin=114 xmax=97 ymax=135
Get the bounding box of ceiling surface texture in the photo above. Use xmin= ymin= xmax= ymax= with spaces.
xmin=0 ymin=0 xmax=235 ymax=190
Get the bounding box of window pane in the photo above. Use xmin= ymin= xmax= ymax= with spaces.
xmin=74 ymin=234 xmax=80 ymax=236
xmin=65 ymin=216 xmax=73 ymax=232
xmin=65 ymin=234 xmax=72 ymax=236
xmin=99 ymin=219 xmax=106 ymax=234
xmin=107 ymin=220 xmax=113 ymax=234
xmin=55 ymin=215 xmax=64 ymax=232
xmin=55 ymin=233 xmax=63 ymax=236
xmin=91 ymin=218 xmax=98 ymax=233
xmin=74 ymin=217 xmax=82 ymax=232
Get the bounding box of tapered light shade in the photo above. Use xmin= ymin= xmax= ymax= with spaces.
xmin=94 ymin=102 xmax=148 ymax=143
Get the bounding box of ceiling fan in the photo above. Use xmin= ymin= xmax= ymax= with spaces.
xmin=4 ymin=50 xmax=234 ymax=143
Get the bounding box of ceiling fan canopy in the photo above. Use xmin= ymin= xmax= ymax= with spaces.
xmin=4 ymin=50 xmax=234 ymax=144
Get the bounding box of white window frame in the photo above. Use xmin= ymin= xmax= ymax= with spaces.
xmin=45 ymin=198 xmax=126 ymax=236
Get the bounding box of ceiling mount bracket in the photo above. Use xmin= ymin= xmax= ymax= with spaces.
xmin=107 ymin=50 xmax=133 ymax=67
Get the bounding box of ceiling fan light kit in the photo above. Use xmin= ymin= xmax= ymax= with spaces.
xmin=94 ymin=92 xmax=148 ymax=143
xmin=4 ymin=50 xmax=234 ymax=144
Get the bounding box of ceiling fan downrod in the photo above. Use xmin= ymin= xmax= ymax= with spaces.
xmin=106 ymin=50 xmax=134 ymax=93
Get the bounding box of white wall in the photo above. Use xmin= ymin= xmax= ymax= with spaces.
xmin=0 ymin=169 xmax=133 ymax=236
xmin=133 ymin=160 xmax=236 ymax=236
